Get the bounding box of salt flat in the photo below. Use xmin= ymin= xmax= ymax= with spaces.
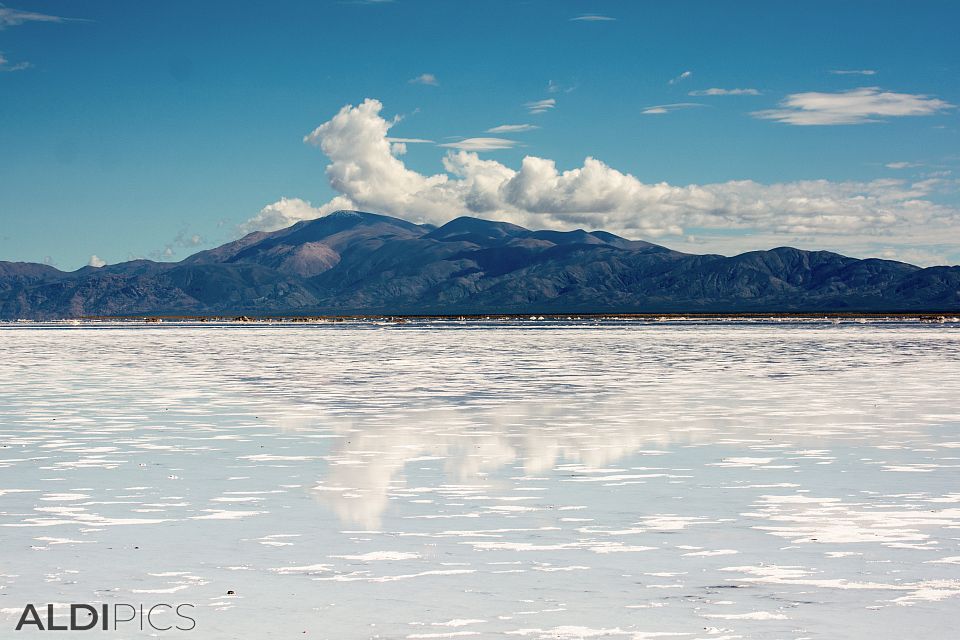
xmin=1 ymin=321 xmax=958 ymax=638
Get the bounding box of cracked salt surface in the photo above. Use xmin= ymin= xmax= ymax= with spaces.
xmin=1 ymin=320 xmax=959 ymax=638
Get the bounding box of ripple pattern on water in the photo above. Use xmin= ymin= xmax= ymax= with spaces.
xmin=1 ymin=322 xmax=958 ymax=638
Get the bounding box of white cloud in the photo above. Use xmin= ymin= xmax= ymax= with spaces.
xmin=0 ymin=6 xmax=76 ymax=29
xmin=570 ymin=14 xmax=616 ymax=22
xmin=753 ymin=87 xmax=954 ymax=125
xmin=668 ymin=70 xmax=692 ymax=85
xmin=525 ymin=98 xmax=556 ymax=114
xmin=689 ymin=88 xmax=760 ymax=96
xmin=408 ymin=73 xmax=439 ymax=86
xmin=829 ymin=69 xmax=877 ymax=76
xmin=242 ymin=99 xmax=960 ymax=263
xmin=438 ymin=137 xmax=519 ymax=151
xmin=240 ymin=196 xmax=354 ymax=235
xmin=87 ymin=255 xmax=106 ymax=268
xmin=885 ymin=161 xmax=918 ymax=170
xmin=642 ymin=102 xmax=703 ymax=115
xmin=878 ymin=246 xmax=953 ymax=267
xmin=0 ymin=53 xmax=30 ymax=71
xmin=486 ymin=124 xmax=539 ymax=133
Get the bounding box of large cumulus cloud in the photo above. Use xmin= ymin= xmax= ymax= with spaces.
xmin=242 ymin=99 xmax=960 ymax=265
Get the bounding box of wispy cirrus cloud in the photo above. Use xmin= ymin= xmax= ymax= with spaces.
xmin=438 ymin=137 xmax=518 ymax=151
xmin=547 ymin=79 xmax=576 ymax=94
xmin=829 ymin=69 xmax=877 ymax=76
xmin=753 ymin=87 xmax=954 ymax=125
xmin=525 ymin=98 xmax=556 ymax=114
xmin=668 ymin=70 xmax=692 ymax=85
xmin=642 ymin=102 xmax=703 ymax=115
xmin=408 ymin=73 xmax=439 ymax=86
xmin=689 ymin=88 xmax=760 ymax=96
xmin=0 ymin=5 xmax=81 ymax=29
xmin=570 ymin=14 xmax=616 ymax=22
xmin=486 ymin=124 xmax=539 ymax=134
xmin=885 ymin=161 xmax=919 ymax=169
xmin=1 ymin=5 xmax=87 ymax=72
xmin=0 ymin=52 xmax=30 ymax=71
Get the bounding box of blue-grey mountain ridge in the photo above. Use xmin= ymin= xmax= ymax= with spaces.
xmin=2 ymin=210 xmax=958 ymax=318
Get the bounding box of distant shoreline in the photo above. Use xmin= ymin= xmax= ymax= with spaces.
xmin=4 ymin=312 xmax=959 ymax=325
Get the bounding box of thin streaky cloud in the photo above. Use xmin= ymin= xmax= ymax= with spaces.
xmin=525 ymin=98 xmax=556 ymax=114
xmin=570 ymin=14 xmax=616 ymax=22
xmin=885 ymin=161 xmax=919 ymax=169
xmin=438 ymin=137 xmax=518 ymax=151
xmin=547 ymin=79 xmax=576 ymax=94
xmin=0 ymin=5 xmax=86 ymax=29
xmin=0 ymin=52 xmax=30 ymax=71
xmin=689 ymin=88 xmax=761 ymax=96
xmin=753 ymin=87 xmax=954 ymax=125
xmin=1 ymin=61 xmax=30 ymax=71
xmin=409 ymin=73 xmax=439 ymax=86
xmin=642 ymin=102 xmax=704 ymax=115
xmin=829 ymin=69 xmax=878 ymax=76
xmin=668 ymin=70 xmax=692 ymax=85
xmin=386 ymin=137 xmax=434 ymax=144
xmin=486 ymin=124 xmax=539 ymax=134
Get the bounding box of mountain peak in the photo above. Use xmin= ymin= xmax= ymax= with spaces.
xmin=326 ymin=210 xmax=364 ymax=219
xmin=425 ymin=216 xmax=530 ymax=244
xmin=297 ymin=209 xmax=426 ymax=233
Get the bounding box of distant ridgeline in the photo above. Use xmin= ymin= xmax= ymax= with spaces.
xmin=2 ymin=210 xmax=959 ymax=319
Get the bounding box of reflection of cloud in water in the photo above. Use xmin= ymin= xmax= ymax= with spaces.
xmin=307 ymin=402 xmax=687 ymax=528
xmin=2 ymin=323 xmax=960 ymax=638
xmin=5 ymin=324 xmax=958 ymax=532
xmin=276 ymin=337 xmax=956 ymax=528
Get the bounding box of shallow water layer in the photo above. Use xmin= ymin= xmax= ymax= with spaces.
xmin=1 ymin=322 xmax=959 ymax=639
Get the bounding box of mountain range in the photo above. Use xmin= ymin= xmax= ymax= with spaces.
xmin=2 ymin=210 xmax=959 ymax=318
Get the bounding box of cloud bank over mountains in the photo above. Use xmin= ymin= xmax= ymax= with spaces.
xmin=241 ymin=99 xmax=959 ymax=265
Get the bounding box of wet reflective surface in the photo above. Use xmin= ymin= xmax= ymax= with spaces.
xmin=1 ymin=321 xmax=959 ymax=638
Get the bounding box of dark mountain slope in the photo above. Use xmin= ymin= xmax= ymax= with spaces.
xmin=2 ymin=210 xmax=957 ymax=318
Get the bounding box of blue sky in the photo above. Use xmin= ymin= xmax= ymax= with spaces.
xmin=1 ymin=0 xmax=958 ymax=269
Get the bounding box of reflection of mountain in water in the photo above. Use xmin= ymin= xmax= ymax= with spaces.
xmin=22 ymin=321 xmax=947 ymax=529
xmin=248 ymin=325 xmax=953 ymax=528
